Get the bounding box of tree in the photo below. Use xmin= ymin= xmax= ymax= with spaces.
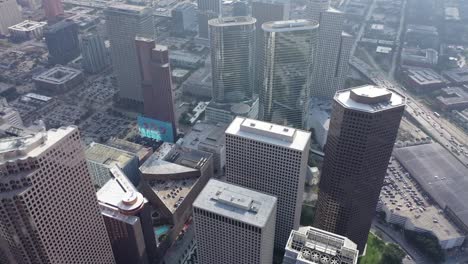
xmin=381 ymin=244 xmax=405 ymax=264
xmin=404 ymin=230 xmax=445 ymax=263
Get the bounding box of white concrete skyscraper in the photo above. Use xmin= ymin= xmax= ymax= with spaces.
xmin=258 ymin=19 xmax=319 ymax=128
xmin=225 ymin=117 xmax=311 ymax=249
xmin=306 ymin=0 xmax=353 ymax=99
xmin=105 ymin=4 xmax=154 ymax=108
xmin=0 ymin=126 xmax=115 ymax=264
xmin=193 ymin=179 xmax=277 ymax=264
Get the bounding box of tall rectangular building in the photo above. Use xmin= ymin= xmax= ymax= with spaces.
xmin=283 ymin=226 xmax=359 ymax=264
xmin=193 ymin=179 xmax=277 ymax=264
xmin=225 ymin=117 xmax=311 ymax=249
xmin=252 ymin=0 xmax=289 ymax=94
xmin=44 ymin=19 xmax=80 ymax=65
xmin=135 ymin=37 xmax=177 ymax=142
xmin=97 ymin=166 xmax=157 ymax=264
xmin=0 ymin=0 xmax=22 ymax=36
xmin=314 ymin=85 xmax=405 ymax=252
xmin=105 ymin=4 xmax=154 ymax=107
xmin=197 ymin=0 xmax=221 ymax=38
xmin=81 ymin=33 xmax=109 ymax=74
xmin=42 ymin=0 xmax=64 ymax=22
xmin=306 ymin=0 xmax=353 ymax=99
xmin=0 ymin=126 xmax=115 ymax=263
xmin=258 ymin=19 xmax=318 ymax=129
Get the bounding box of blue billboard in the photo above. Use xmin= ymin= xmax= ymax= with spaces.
xmin=137 ymin=116 xmax=175 ymax=143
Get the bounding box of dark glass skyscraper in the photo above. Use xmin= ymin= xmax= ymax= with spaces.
xmin=44 ymin=19 xmax=80 ymax=65
xmin=258 ymin=19 xmax=318 ymax=128
xmin=314 ymin=85 xmax=405 ymax=252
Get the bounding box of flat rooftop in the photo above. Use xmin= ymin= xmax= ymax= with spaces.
xmin=182 ymin=121 xmax=227 ymax=149
xmin=105 ymin=3 xmax=151 ymax=15
xmin=404 ymin=67 xmax=446 ymax=86
xmin=106 ymin=137 xmax=152 ymax=163
xmin=335 ymin=85 xmax=405 ymax=113
xmin=262 ymin=19 xmax=319 ymax=32
xmin=33 ymin=66 xmax=82 ymax=85
xmin=393 ymin=144 xmax=468 ymax=231
xmin=225 ymin=117 xmax=311 ymax=151
xmin=85 ymin=142 xmax=135 ymax=167
xmin=443 ymin=67 xmax=468 ymax=84
xmin=9 ymin=20 xmax=46 ymax=31
xmin=208 ymin=16 xmax=256 ymax=27
xmin=436 ymin=86 xmax=468 ymax=106
xmin=193 ymin=179 xmax=277 ymax=228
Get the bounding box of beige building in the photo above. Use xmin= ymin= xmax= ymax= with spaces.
xmin=0 ymin=0 xmax=22 ymax=36
xmin=0 ymin=126 xmax=115 ymax=263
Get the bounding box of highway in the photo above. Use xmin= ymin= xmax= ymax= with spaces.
xmin=350 ymin=56 xmax=468 ymax=167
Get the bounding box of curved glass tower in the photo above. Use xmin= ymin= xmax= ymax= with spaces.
xmin=209 ymin=17 xmax=256 ymax=104
xmin=258 ymin=19 xmax=319 ymax=128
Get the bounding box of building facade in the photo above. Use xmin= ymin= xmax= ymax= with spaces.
xmin=193 ymin=179 xmax=277 ymax=264
xmin=306 ymin=0 xmax=353 ymax=99
xmin=135 ymin=38 xmax=177 ymax=141
xmin=42 ymin=0 xmax=64 ymax=22
xmin=209 ymin=16 xmax=256 ymax=104
xmin=283 ymin=226 xmax=359 ymax=264
xmin=97 ymin=166 xmax=157 ymax=264
xmin=252 ymin=0 xmax=290 ymax=94
xmin=105 ymin=4 xmax=154 ymax=107
xmin=44 ymin=19 xmax=80 ymax=65
xmin=81 ymin=33 xmax=109 ymax=74
xmin=0 ymin=0 xmax=22 ymax=36
xmin=8 ymin=20 xmax=47 ymax=42
xmin=258 ymin=19 xmax=318 ymax=129
xmin=197 ymin=0 xmax=221 ymax=38
xmin=172 ymin=3 xmax=197 ymax=36
xmin=314 ymin=85 xmax=405 ymax=252
xmin=0 ymin=127 xmax=115 ymax=263
xmin=225 ymin=117 xmax=310 ymax=249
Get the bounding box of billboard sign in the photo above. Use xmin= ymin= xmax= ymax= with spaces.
xmin=137 ymin=116 xmax=174 ymax=143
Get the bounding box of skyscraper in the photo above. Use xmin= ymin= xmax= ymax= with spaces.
xmin=0 ymin=126 xmax=115 ymax=263
xmin=206 ymin=17 xmax=258 ymax=123
xmin=42 ymin=0 xmax=64 ymax=22
xmin=135 ymin=37 xmax=177 ymax=142
xmin=209 ymin=17 xmax=255 ymax=104
xmin=97 ymin=166 xmax=157 ymax=264
xmin=197 ymin=0 xmax=221 ymax=39
xmin=258 ymin=19 xmax=318 ymax=128
xmin=44 ymin=19 xmax=80 ymax=65
xmin=314 ymin=85 xmax=405 ymax=252
xmin=0 ymin=0 xmax=22 ymax=36
xmin=81 ymin=33 xmax=109 ymax=74
xmin=283 ymin=226 xmax=359 ymax=264
xmin=193 ymin=179 xmax=277 ymax=264
xmin=306 ymin=0 xmax=353 ymax=99
xmin=252 ymin=0 xmax=289 ymax=94
xmin=105 ymin=4 xmax=154 ymax=107
xmin=225 ymin=117 xmax=310 ymax=249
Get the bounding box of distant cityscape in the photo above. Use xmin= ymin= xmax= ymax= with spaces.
xmin=0 ymin=0 xmax=468 ymax=263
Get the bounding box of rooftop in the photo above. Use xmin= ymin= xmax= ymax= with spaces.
xmin=106 ymin=137 xmax=153 ymax=163
xmin=193 ymin=179 xmax=277 ymax=227
xmin=404 ymin=67 xmax=447 ymax=87
xmin=105 ymin=3 xmax=151 ymax=15
xmin=33 ymin=66 xmax=82 ymax=85
xmin=8 ymin=20 xmax=47 ymax=31
xmin=97 ymin=165 xmax=146 ymax=215
xmin=208 ymin=16 xmax=256 ymax=27
xmin=182 ymin=121 xmax=227 ymax=149
xmin=442 ymin=67 xmax=468 ymax=84
xmin=436 ymin=86 xmax=468 ymax=107
xmin=393 ymin=144 xmax=468 ymax=231
xmin=285 ymin=226 xmax=359 ymax=264
xmin=262 ymin=19 xmax=319 ymax=32
xmin=85 ymin=142 xmax=136 ymax=167
xmin=225 ymin=117 xmax=311 ymax=151
xmin=335 ymin=85 xmax=405 ymax=113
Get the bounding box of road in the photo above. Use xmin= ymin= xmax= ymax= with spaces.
xmin=350 ymin=56 xmax=468 ymax=167
xmin=350 ymin=0 xmax=377 ymax=56
xmin=389 ymin=0 xmax=407 ymax=78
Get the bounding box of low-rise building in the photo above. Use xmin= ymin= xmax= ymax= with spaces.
xmin=171 ymin=3 xmax=197 ymax=36
xmin=305 ymin=98 xmax=331 ymax=149
xmin=106 ymin=137 xmax=154 ymax=165
xmin=139 ymin=144 xmax=213 ymax=257
xmin=182 ymin=63 xmax=212 ymax=99
xmin=436 ymin=86 xmax=468 ymax=111
xmin=442 ymin=67 xmax=468 ymax=85
xmin=401 ymin=48 xmax=438 ymax=68
xmin=33 ymin=66 xmax=84 ymax=92
xmin=205 ymin=97 xmax=259 ymax=124
xmin=8 ymin=20 xmax=47 ymax=42
xmin=401 ymin=67 xmax=447 ymax=94
xmin=86 ymin=142 xmax=140 ymax=188
xmin=181 ymin=121 xmax=227 ymax=174
xmin=283 ymin=226 xmax=359 ymax=264
xmin=0 ymin=98 xmax=23 ymax=127
xmin=169 ymin=51 xmax=204 ymax=69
